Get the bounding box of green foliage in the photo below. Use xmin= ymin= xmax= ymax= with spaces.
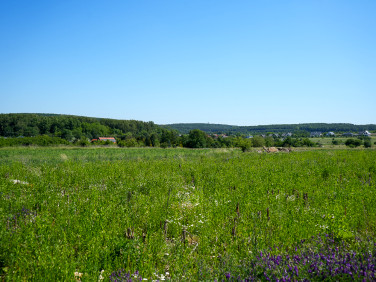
xmin=0 ymin=148 xmax=375 ymax=280
xmin=186 ymin=129 xmax=208 ymax=148
xmin=264 ymin=136 xmax=274 ymax=147
xmin=0 ymin=136 xmax=69 ymax=147
xmin=76 ymin=139 xmax=90 ymax=147
xmin=345 ymin=138 xmax=363 ymax=148
xmin=238 ymin=138 xmax=253 ymax=152
xmin=0 ymin=114 xmax=178 ymax=147
xmin=165 ymin=122 xmax=376 ymax=135
xmin=117 ymin=138 xmax=138 ymax=148
xmin=251 ymin=136 xmax=265 ymax=147
xmin=364 ymin=140 xmax=372 ymax=148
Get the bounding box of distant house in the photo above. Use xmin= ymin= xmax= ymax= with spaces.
xmin=246 ymin=135 xmax=253 ymax=139
xmin=359 ymin=130 xmax=371 ymax=137
xmin=282 ymin=132 xmax=292 ymax=138
xmin=342 ymin=132 xmax=354 ymax=137
xmin=326 ymin=132 xmax=335 ymax=137
xmin=310 ymin=132 xmax=322 ymax=138
xmin=97 ymin=137 xmax=116 ymax=143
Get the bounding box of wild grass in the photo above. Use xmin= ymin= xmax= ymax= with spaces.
xmin=0 ymin=147 xmax=375 ymax=280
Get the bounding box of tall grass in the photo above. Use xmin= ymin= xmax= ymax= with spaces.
xmin=0 ymin=147 xmax=375 ymax=280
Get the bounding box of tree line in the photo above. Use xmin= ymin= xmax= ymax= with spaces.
xmin=0 ymin=114 xmax=374 ymax=149
xmin=165 ymin=122 xmax=376 ymax=135
xmin=0 ymin=113 xmax=180 ymax=146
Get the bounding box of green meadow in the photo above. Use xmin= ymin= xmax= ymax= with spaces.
xmin=0 ymin=147 xmax=375 ymax=280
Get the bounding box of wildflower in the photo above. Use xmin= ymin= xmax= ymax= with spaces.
xmin=98 ymin=270 xmax=105 ymax=281
xmin=10 ymin=179 xmax=29 ymax=185
xmin=286 ymin=195 xmax=295 ymax=202
xmin=74 ymin=272 xmax=83 ymax=281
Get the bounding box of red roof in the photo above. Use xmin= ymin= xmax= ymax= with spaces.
xmin=98 ymin=137 xmax=116 ymax=143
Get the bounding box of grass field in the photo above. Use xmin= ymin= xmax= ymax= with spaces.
xmin=1 ymin=147 xmax=376 ymax=280
xmin=309 ymin=136 xmax=376 ymax=146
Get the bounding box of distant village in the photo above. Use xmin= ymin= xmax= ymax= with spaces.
xmin=90 ymin=130 xmax=373 ymax=145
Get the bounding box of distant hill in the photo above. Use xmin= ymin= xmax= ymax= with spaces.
xmin=163 ymin=123 xmax=376 ymax=134
xmin=1 ymin=114 xmax=374 ymax=139
xmin=0 ymin=113 xmax=162 ymax=139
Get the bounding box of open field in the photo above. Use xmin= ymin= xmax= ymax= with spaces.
xmin=1 ymin=147 xmax=376 ymax=280
xmin=309 ymin=136 xmax=376 ymax=146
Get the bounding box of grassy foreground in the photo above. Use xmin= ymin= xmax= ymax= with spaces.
xmin=0 ymin=147 xmax=376 ymax=280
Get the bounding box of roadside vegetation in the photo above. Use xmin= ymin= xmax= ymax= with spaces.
xmin=1 ymin=147 xmax=375 ymax=280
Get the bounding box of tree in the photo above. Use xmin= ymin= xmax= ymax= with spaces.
xmin=252 ymin=136 xmax=265 ymax=147
xmin=265 ymin=136 xmax=274 ymax=147
xmin=23 ymin=126 xmax=40 ymax=137
xmin=186 ymin=129 xmax=207 ymax=148
xmin=150 ymin=133 xmax=160 ymax=147
xmin=61 ymin=129 xmax=73 ymax=141
xmin=282 ymin=137 xmax=293 ymax=147
xmin=238 ymin=138 xmax=253 ymax=152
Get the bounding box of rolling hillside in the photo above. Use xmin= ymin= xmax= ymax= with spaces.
xmin=163 ymin=123 xmax=376 ymax=134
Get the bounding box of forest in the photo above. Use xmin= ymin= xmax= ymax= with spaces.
xmin=0 ymin=114 xmax=374 ymax=149
xmin=165 ymin=122 xmax=376 ymax=135
xmin=0 ymin=113 xmax=179 ymax=147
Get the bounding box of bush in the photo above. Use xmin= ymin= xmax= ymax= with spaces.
xmin=364 ymin=140 xmax=372 ymax=148
xmin=332 ymin=140 xmax=339 ymax=145
xmin=160 ymin=142 xmax=169 ymax=149
xmin=252 ymin=136 xmax=265 ymax=147
xmin=345 ymin=138 xmax=362 ymax=147
xmin=302 ymin=138 xmax=315 ymax=147
xmin=77 ymin=139 xmax=90 ymax=147
xmin=239 ymin=139 xmax=252 ymax=152
xmin=118 ymin=138 xmax=137 ymax=147
xmin=0 ymin=136 xmax=69 ymax=147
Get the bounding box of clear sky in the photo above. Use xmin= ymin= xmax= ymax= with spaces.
xmin=1 ymin=0 xmax=375 ymax=126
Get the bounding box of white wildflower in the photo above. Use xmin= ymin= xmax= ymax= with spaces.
xmin=287 ymin=195 xmax=295 ymax=202
xmin=10 ymin=179 xmax=29 ymax=185
xmin=98 ymin=270 xmax=105 ymax=281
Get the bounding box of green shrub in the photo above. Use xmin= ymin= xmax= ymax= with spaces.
xmin=332 ymin=140 xmax=339 ymax=145
xmin=364 ymin=140 xmax=372 ymax=148
xmin=345 ymin=138 xmax=362 ymax=147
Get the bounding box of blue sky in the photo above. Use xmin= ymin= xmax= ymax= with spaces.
xmin=1 ymin=0 xmax=375 ymax=126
